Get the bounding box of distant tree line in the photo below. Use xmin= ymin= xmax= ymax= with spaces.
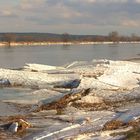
xmin=0 ymin=31 xmax=140 ymax=46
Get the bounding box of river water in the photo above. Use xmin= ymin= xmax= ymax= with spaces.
xmin=0 ymin=43 xmax=140 ymax=99
xmin=0 ymin=43 xmax=140 ymax=69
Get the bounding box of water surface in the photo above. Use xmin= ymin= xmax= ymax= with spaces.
xmin=0 ymin=43 xmax=140 ymax=68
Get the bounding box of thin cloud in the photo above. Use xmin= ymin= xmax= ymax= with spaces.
xmin=0 ymin=0 xmax=140 ymax=34
xmin=121 ymin=20 xmax=140 ymax=27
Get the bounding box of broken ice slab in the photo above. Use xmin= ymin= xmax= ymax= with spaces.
xmin=0 ymin=102 xmax=24 ymax=117
xmin=98 ymin=60 xmax=140 ymax=89
xmin=0 ymin=68 xmax=80 ymax=89
xmin=24 ymin=63 xmax=65 ymax=72
xmin=78 ymin=77 xmax=119 ymax=90
xmin=89 ymin=86 xmax=140 ymax=103
xmin=65 ymin=60 xmax=107 ymax=77
xmin=65 ymin=59 xmax=109 ymax=69
xmin=116 ymin=103 xmax=140 ymax=123
xmin=2 ymin=89 xmax=63 ymax=105
xmin=23 ymin=110 xmax=117 ymax=140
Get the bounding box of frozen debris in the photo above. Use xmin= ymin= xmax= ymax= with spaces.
xmin=65 ymin=61 xmax=88 ymax=69
xmin=78 ymin=77 xmax=119 ymax=90
xmin=24 ymin=111 xmax=116 ymax=140
xmin=65 ymin=60 xmax=140 ymax=90
xmin=24 ymin=63 xmax=65 ymax=72
xmin=98 ymin=60 xmax=140 ymax=89
xmin=56 ymin=110 xmax=116 ymax=125
xmin=89 ymin=87 xmax=140 ymax=103
xmin=65 ymin=59 xmax=109 ymax=69
xmin=1 ymin=59 xmax=140 ymax=139
xmin=66 ymin=61 xmax=107 ymax=77
xmin=0 ymin=68 xmax=80 ymax=89
xmin=92 ymin=59 xmax=110 ymax=64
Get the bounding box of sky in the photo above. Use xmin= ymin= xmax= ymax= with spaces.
xmin=0 ymin=0 xmax=140 ymax=35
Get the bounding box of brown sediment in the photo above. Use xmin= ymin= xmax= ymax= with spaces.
xmin=103 ymin=120 xmax=126 ymax=130
xmin=36 ymin=88 xmax=90 ymax=112
xmin=82 ymin=71 xmax=104 ymax=78
xmin=71 ymin=98 xmax=138 ymax=111
xmin=72 ymin=102 xmax=108 ymax=111
xmin=37 ymin=92 xmax=140 ymax=113
xmin=125 ymin=127 xmax=140 ymax=140
xmin=128 ymin=118 xmax=140 ymax=128
xmin=103 ymin=118 xmax=140 ymax=131
xmin=105 ymin=120 xmax=140 ymax=139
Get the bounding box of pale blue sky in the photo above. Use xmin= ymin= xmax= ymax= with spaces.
xmin=0 ymin=0 xmax=140 ymax=35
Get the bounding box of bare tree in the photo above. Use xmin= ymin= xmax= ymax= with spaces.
xmin=2 ymin=33 xmax=16 ymax=46
xmin=108 ymin=31 xmax=119 ymax=43
xmin=62 ymin=33 xmax=70 ymax=42
xmin=131 ymin=33 xmax=140 ymax=41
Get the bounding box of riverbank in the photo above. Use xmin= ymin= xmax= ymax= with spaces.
xmin=1 ymin=59 xmax=140 ymax=139
xmin=0 ymin=41 xmax=140 ymax=47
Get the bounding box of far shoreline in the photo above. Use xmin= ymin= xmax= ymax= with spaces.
xmin=0 ymin=41 xmax=140 ymax=47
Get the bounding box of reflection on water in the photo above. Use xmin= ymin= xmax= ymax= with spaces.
xmin=0 ymin=43 xmax=140 ymax=68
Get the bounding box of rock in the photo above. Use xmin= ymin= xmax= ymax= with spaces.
xmin=8 ymin=122 xmax=18 ymax=133
xmin=0 ymin=78 xmax=10 ymax=86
